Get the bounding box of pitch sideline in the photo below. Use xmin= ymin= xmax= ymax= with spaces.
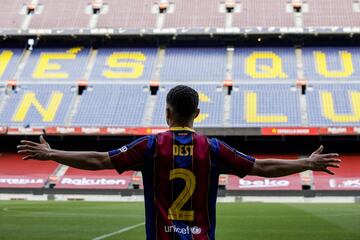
xmin=91 ymin=222 xmax=145 ymax=240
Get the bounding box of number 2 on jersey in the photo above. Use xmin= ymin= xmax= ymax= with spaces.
xmin=168 ymin=168 xmax=196 ymax=221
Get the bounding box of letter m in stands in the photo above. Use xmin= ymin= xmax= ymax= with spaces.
xmin=12 ymin=91 xmax=63 ymax=122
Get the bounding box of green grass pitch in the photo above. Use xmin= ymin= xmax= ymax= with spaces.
xmin=0 ymin=201 xmax=359 ymax=240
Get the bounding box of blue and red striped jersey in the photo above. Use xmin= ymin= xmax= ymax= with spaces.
xmin=109 ymin=127 xmax=255 ymax=240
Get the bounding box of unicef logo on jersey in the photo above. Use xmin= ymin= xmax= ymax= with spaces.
xmin=191 ymin=226 xmax=201 ymax=235
xmin=164 ymin=225 xmax=201 ymax=235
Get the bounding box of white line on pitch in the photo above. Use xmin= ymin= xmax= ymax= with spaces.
xmin=92 ymin=222 xmax=145 ymax=240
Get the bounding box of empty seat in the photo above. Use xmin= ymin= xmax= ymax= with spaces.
xmin=306 ymin=84 xmax=360 ymax=126
xmin=160 ymin=47 xmax=227 ymax=83
xmin=96 ymin=0 xmax=157 ymax=29
xmin=302 ymin=47 xmax=360 ymax=82
xmin=29 ymin=0 xmax=90 ymax=29
xmin=0 ymin=48 xmax=24 ymax=81
xmin=0 ymin=0 xmax=24 ymax=29
xmin=152 ymin=84 xmax=225 ymax=127
xmin=72 ymin=85 xmax=149 ymax=126
xmin=0 ymin=84 xmax=76 ymax=127
xmin=89 ymin=47 xmax=158 ymax=83
xmin=164 ymin=0 xmax=226 ymax=28
xmin=20 ymin=46 xmax=90 ymax=82
xmin=230 ymin=84 xmax=302 ymax=127
xmin=232 ymin=47 xmax=297 ymax=82
xmin=233 ymin=0 xmax=295 ymax=27
xmin=0 ymin=152 xmax=58 ymax=188
xmin=303 ymin=0 xmax=360 ymax=27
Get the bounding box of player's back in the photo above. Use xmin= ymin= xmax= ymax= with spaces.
xmin=142 ymin=127 xmax=216 ymax=239
xmin=110 ymin=127 xmax=255 ymax=240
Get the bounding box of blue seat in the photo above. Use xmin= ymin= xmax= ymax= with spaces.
xmin=160 ymin=48 xmax=227 ymax=83
xmin=72 ymin=85 xmax=149 ymax=126
xmin=0 ymin=85 xmax=75 ymax=127
xmin=152 ymin=84 xmax=225 ymax=127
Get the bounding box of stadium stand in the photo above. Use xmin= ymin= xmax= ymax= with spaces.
xmin=89 ymin=47 xmax=158 ymax=83
xmin=29 ymin=0 xmax=90 ymax=29
xmin=0 ymin=0 xmax=24 ymax=29
xmin=0 ymin=85 xmax=76 ymax=127
xmin=160 ymin=47 xmax=227 ymax=82
xmin=232 ymin=0 xmax=294 ymax=27
xmin=303 ymin=0 xmax=360 ymax=27
xmin=230 ymin=84 xmax=302 ymax=127
xmin=20 ymin=47 xmax=90 ymax=82
xmin=0 ymin=152 xmax=58 ymax=188
xmin=306 ymin=84 xmax=360 ymax=126
xmin=232 ymin=47 xmax=297 ymax=82
xmin=0 ymin=48 xmax=24 ymax=81
xmin=163 ymin=0 xmax=226 ymax=28
xmin=0 ymin=0 xmax=360 ymax=30
xmin=72 ymin=85 xmax=149 ymax=126
xmin=313 ymin=154 xmax=360 ymax=190
xmin=96 ymin=0 xmax=157 ymax=29
xmin=152 ymin=85 xmax=225 ymax=127
xmin=56 ymin=167 xmax=133 ymax=189
xmin=303 ymin=47 xmax=360 ymax=82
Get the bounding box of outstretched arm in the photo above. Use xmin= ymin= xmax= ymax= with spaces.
xmin=17 ymin=136 xmax=113 ymax=170
xmin=249 ymin=146 xmax=340 ymax=177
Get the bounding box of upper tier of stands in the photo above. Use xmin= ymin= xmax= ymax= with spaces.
xmin=232 ymin=0 xmax=294 ymax=27
xmin=0 ymin=46 xmax=360 ymax=128
xmin=0 ymin=0 xmax=359 ymax=29
xmin=3 ymin=46 xmax=360 ymax=83
xmin=302 ymin=0 xmax=360 ymax=27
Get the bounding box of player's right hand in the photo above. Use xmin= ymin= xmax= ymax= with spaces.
xmin=307 ymin=145 xmax=341 ymax=175
xmin=17 ymin=135 xmax=52 ymax=160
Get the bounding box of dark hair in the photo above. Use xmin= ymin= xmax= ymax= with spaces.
xmin=166 ymin=85 xmax=199 ymax=122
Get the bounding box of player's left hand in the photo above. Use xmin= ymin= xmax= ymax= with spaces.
xmin=308 ymin=145 xmax=341 ymax=175
xmin=17 ymin=135 xmax=52 ymax=160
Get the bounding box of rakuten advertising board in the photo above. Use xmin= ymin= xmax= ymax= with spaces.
xmin=56 ymin=175 xmax=132 ymax=189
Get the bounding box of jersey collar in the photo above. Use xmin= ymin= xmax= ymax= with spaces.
xmin=170 ymin=127 xmax=195 ymax=132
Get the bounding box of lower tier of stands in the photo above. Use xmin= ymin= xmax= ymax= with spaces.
xmin=1 ymin=153 xmax=358 ymax=191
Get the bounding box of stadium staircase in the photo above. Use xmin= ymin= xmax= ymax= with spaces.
xmin=44 ymin=164 xmax=69 ymax=188
xmin=0 ymin=89 xmax=9 ymax=117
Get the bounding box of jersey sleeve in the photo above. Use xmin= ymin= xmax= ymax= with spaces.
xmin=211 ymin=138 xmax=255 ymax=178
xmin=108 ymin=136 xmax=152 ymax=174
